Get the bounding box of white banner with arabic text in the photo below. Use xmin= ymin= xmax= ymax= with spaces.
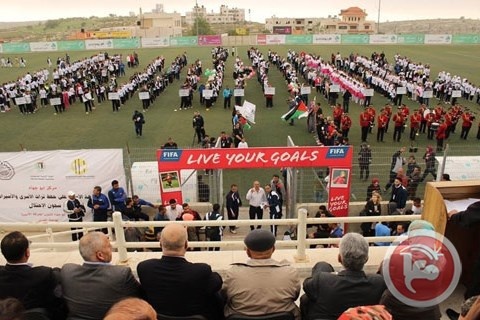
xmin=0 ymin=149 xmax=125 ymax=222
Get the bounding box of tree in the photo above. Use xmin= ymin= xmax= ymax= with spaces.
xmin=44 ymin=19 xmax=60 ymax=29
xmin=189 ymin=17 xmax=214 ymax=36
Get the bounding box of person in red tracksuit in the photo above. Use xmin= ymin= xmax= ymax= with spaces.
xmin=392 ymin=110 xmax=404 ymax=142
xmin=460 ymin=111 xmax=474 ymax=140
xmin=360 ymin=109 xmax=371 ymax=142
xmin=366 ymin=105 xmax=376 ymax=133
xmin=400 ymin=104 xmax=410 ymax=133
xmin=341 ymin=113 xmax=352 ymax=138
xmin=409 ymin=111 xmax=421 ymax=141
xmin=377 ymin=111 xmax=388 ymax=142
xmin=333 ymin=104 xmax=343 ymax=129
xmin=436 ymin=120 xmax=447 ymax=152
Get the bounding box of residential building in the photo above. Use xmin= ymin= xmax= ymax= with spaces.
xmin=265 ymin=7 xmax=376 ymax=34
xmin=185 ymin=5 xmax=245 ymax=25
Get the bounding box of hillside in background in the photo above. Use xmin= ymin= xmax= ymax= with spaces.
xmin=0 ymin=17 xmax=479 ymax=42
xmin=0 ymin=16 xmax=137 ymax=42
xmin=379 ymin=18 xmax=480 ymax=34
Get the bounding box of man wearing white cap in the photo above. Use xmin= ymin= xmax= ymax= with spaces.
xmin=63 ymin=191 xmax=86 ymax=241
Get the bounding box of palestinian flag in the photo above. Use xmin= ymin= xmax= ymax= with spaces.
xmin=239 ymin=116 xmax=252 ymax=130
xmin=281 ymin=99 xmax=308 ymax=122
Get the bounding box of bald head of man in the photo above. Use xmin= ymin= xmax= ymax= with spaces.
xmin=160 ymin=224 xmax=188 ymax=256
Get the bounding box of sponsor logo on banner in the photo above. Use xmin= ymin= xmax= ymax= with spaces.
xmin=424 ymin=34 xmax=452 ymax=44
xmin=383 ymin=231 xmax=461 ymax=307
xmin=257 ymin=34 xmax=267 ymax=45
xmin=312 ymin=34 xmax=341 ymax=44
xmin=326 ymin=147 xmax=349 ymax=158
xmin=369 ymin=34 xmax=397 ymax=44
xmin=85 ymin=39 xmax=114 ymax=50
xmin=266 ymin=35 xmax=286 ymax=45
xmin=198 ymin=35 xmax=222 ymax=46
xmin=29 ymin=41 xmax=58 ymax=52
xmin=0 ymin=161 xmax=15 ymax=180
xmin=71 ymin=158 xmax=87 ymax=175
xmin=141 ymin=37 xmax=170 ymax=48
xmin=160 ymin=150 xmax=183 ymax=162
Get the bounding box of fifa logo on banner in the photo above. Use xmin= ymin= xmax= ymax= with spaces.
xmin=326 ymin=147 xmax=348 ymax=159
xmin=160 ymin=150 xmax=182 ymax=162
xmin=71 ymin=158 xmax=87 ymax=175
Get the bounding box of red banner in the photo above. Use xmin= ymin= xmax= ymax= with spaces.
xmin=157 ymin=146 xmax=352 ymax=217
xmin=256 ymin=34 xmax=266 ymax=45
xmin=198 ymin=35 xmax=222 ymax=46
xmin=157 ymin=146 xmax=352 ymax=171
xmin=327 ymin=168 xmax=352 ymax=218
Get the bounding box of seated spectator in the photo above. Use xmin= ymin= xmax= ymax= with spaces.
xmin=300 ymin=233 xmax=386 ymax=320
xmin=374 ymin=222 xmax=391 ymax=246
xmin=222 ymin=229 xmax=301 ymax=319
xmin=122 ymin=197 xmax=150 ymax=221
xmin=60 ymin=231 xmax=141 ymax=319
xmin=137 ymin=223 xmax=223 ymax=319
xmin=411 ymin=197 xmax=423 ymax=215
xmin=104 ymin=298 xmax=157 ymax=320
xmin=0 ymin=298 xmax=25 ymax=320
xmin=441 ymin=173 xmax=451 ymax=181
xmin=0 ymin=231 xmax=66 ymax=320
xmin=338 ymin=305 xmax=392 ymax=320
xmin=360 ymin=192 xmax=382 ymax=237
xmin=329 ymin=223 xmax=344 ymax=240
xmin=153 ymin=204 xmax=169 ymax=239
xmin=309 ymin=208 xmax=335 ymax=248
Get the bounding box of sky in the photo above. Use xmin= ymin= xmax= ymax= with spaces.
xmin=1 ymin=0 xmax=479 ymax=23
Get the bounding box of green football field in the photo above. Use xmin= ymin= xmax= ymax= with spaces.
xmin=1 ymin=45 xmax=479 ymax=201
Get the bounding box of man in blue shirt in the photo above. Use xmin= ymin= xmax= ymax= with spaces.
xmin=374 ymin=222 xmax=391 ymax=246
xmin=108 ymin=180 xmax=127 ymax=212
xmin=87 ymin=186 xmax=110 ymax=233
xmin=223 ymin=86 xmax=232 ymax=109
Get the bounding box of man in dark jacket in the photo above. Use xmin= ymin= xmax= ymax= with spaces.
xmin=137 ymin=224 xmax=223 ymax=319
xmin=0 ymin=231 xmax=66 ymax=320
xmin=300 ymin=233 xmax=386 ymax=320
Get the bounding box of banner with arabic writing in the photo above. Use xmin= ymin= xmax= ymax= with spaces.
xmin=0 ymin=149 xmax=125 ymax=222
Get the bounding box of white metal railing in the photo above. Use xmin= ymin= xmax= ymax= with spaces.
xmin=0 ymin=210 xmax=421 ymax=262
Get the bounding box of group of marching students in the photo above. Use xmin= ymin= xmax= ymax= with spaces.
xmin=0 ymin=51 xmax=189 ymax=116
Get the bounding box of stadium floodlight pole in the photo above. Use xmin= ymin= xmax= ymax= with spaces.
xmin=377 ymin=0 xmax=381 ymax=34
